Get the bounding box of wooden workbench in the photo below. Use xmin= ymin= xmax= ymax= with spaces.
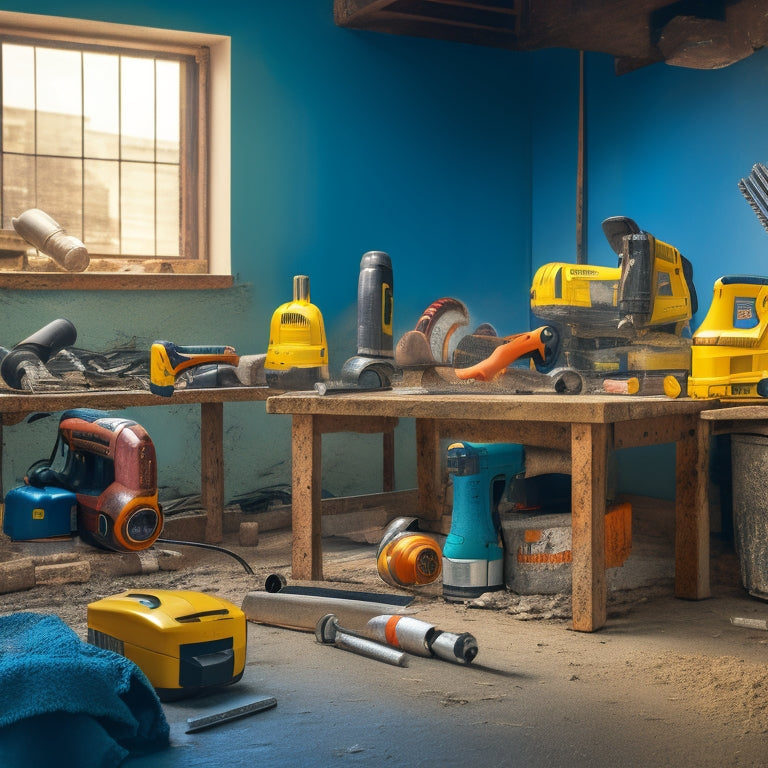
xmin=0 ymin=386 xmax=273 ymax=543
xmin=266 ymin=390 xmax=717 ymax=632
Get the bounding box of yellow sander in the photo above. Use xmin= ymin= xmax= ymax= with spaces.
xmin=87 ymin=589 xmax=246 ymax=701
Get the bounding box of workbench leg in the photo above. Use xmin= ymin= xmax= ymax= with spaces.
xmin=415 ymin=418 xmax=441 ymax=520
xmin=292 ymin=414 xmax=323 ymax=580
xmin=201 ymin=402 xmax=224 ymax=544
xmin=675 ymin=421 xmax=711 ymax=599
xmin=383 ymin=429 xmax=395 ymax=492
xmin=571 ymin=422 xmax=609 ymax=632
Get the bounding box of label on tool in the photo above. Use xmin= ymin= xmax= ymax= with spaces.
xmin=734 ymin=297 xmax=758 ymax=329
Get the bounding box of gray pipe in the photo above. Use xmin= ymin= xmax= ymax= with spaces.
xmin=241 ymin=591 xmax=413 ymax=633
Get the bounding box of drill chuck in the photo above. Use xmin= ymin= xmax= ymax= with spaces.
xmin=429 ymin=630 xmax=478 ymax=665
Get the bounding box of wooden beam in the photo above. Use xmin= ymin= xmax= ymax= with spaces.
xmin=416 ymin=418 xmax=442 ymax=520
xmin=570 ymin=422 xmax=609 ymax=632
xmin=200 ymin=402 xmax=224 ymax=543
xmin=674 ymin=419 xmax=711 ymax=599
xmin=291 ymin=414 xmax=323 ymax=580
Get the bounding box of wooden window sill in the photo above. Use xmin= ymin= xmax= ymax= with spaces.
xmin=0 ymin=272 xmax=234 ymax=290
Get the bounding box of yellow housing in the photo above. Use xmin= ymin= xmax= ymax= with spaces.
xmin=265 ymin=275 xmax=329 ymax=375
xmin=87 ymin=589 xmax=246 ymax=699
xmin=688 ymin=276 xmax=768 ymax=399
xmin=531 ymin=235 xmax=691 ymax=334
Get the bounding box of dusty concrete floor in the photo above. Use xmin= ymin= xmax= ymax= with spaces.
xmin=3 ymin=526 xmax=768 ymax=767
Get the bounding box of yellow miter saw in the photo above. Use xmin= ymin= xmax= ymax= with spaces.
xmin=530 ymin=216 xmax=697 ymax=391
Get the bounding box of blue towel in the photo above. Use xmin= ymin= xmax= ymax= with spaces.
xmin=0 ymin=612 xmax=169 ymax=768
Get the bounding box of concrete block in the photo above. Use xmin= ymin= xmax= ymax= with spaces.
xmin=239 ymin=521 xmax=260 ymax=547
xmin=0 ymin=557 xmax=36 ymax=594
xmin=501 ymin=503 xmax=633 ymax=595
xmin=35 ymin=559 xmax=91 ymax=585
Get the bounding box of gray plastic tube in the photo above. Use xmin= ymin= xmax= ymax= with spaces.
xmin=241 ymin=591 xmax=413 ymax=633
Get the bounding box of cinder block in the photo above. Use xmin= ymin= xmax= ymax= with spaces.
xmin=239 ymin=521 xmax=260 ymax=547
xmin=501 ymin=503 xmax=632 ymax=595
xmin=0 ymin=557 xmax=36 ymax=594
xmin=35 ymin=559 xmax=91 ymax=585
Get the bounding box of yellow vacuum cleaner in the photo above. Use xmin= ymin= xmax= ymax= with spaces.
xmin=688 ymin=275 xmax=768 ymax=398
xmin=87 ymin=589 xmax=247 ymax=701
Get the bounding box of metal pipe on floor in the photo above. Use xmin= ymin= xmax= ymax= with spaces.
xmin=241 ymin=590 xmax=414 ymax=633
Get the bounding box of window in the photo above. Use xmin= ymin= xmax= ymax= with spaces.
xmin=0 ymin=12 xmax=231 ymax=288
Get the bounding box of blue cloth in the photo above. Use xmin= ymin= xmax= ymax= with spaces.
xmin=0 ymin=612 xmax=169 ymax=768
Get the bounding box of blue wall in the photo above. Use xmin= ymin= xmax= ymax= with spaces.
xmin=4 ymin=1 xmax=768 ymax=503
xmin=530 ymin=47 xmax=768 ymax=498
xmin=0 ymin=1 xmax=531 ymax=501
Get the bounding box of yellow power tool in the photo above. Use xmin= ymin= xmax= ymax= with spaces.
xmin=87 ymin=589 xmax=247 ymax=701
xmin=150 ymin=341 xmax=239 ymax=396
xmin=264 ymin=274 xmax=329 ymax=389
xmin=530 ymin=216 xmax=697 ymax=387
xmin=689 ymin=164 xmax=768 ymax=399
xmin=688 ymin=275 xmax=768 ymax=398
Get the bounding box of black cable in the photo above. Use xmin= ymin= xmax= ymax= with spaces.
xmin=156 ymin=538 xmax=254 ymax=574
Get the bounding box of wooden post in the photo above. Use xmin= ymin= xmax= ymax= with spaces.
xmin=201 ymin=402 xmax=224 ymax=544
xmin=570 ymin=422 xmax=608 ymax=631
xmin=415 ymin=418 xmax=442 ymax=520
xmin=383 ymin=428 xmax=395 ymax=492
xmin=675 ymin=420 xmax=711 ymax=599
xmin=292 ymin=414 xmax=323 ymax=580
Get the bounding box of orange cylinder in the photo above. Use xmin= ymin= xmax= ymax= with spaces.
xmin=376 ymin=532 xmax=442 ymax=587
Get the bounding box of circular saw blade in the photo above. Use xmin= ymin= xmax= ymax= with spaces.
xmin=413 ymin=297 xmax=469 ymax=364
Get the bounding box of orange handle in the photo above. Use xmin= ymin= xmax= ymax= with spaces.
xmin=454 ymin=328 xmax=548 ymax=382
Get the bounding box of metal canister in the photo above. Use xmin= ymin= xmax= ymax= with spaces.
xmin=356 ymin=250 xmax=393 ymax=358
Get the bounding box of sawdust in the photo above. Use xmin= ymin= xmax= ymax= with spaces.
xmin=648 ymin=652 xmax=768 ymax=735
xmin=4 ymin=525 xmax=768 ymax=763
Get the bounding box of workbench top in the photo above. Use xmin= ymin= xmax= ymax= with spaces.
xmin=266 ymin=390 xmax=717 ymax=424
xmin=0 ymin=386 xmax=272 ymax=423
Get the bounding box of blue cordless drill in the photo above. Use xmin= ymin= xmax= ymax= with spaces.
xmin=442 ymin=441 xmax=524 ymax=601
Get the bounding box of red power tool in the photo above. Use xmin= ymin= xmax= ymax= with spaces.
xmin=25 ymin=408 xmax=162 ymax=552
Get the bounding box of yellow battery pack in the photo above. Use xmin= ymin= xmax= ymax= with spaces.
xmin=87 ymin=589 xmax=247 ymax=701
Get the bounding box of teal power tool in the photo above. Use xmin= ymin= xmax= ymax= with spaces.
xmin=442 ymin=441 xmax=524 ymax=601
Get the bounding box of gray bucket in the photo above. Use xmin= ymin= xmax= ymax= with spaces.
xmin=731 ymin=433 xmax=768 ymax=599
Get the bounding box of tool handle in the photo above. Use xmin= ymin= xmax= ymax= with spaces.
xmin=150 ymin=341 xmax=239 ymax=396
xmin=454 ymin=327 xmax=550 ymax=382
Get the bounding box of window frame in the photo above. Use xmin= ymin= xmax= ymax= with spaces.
xmin=0 ymin=11 xmax=231 ymax=290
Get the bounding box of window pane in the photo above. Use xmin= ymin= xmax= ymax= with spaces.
xmin=156 ymin=60 xmax=180 ymax=164
xmin=156 ymin=163 xmax=179 ymax=256
xmin=36 ymin=47 xmax=82 ymax=157
xmin=121 ymin=57 xmax=155 ymax=162
xmin=2 ymin=152 xmax=34 ymax=228
xmin=37 ymin=156 xmax=83 ymax=238
xmin=121 ymin=161 xmax=155 ymax=255
xmin=84 ymin=158 xmax=119 ymax=254
xmin=84 ymin=52 xmax=119 ymax=160
xmin=3 ymin=44 xmax=35 ymax=154
xmin=0 ymin=35 xmax=201 ymax=267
